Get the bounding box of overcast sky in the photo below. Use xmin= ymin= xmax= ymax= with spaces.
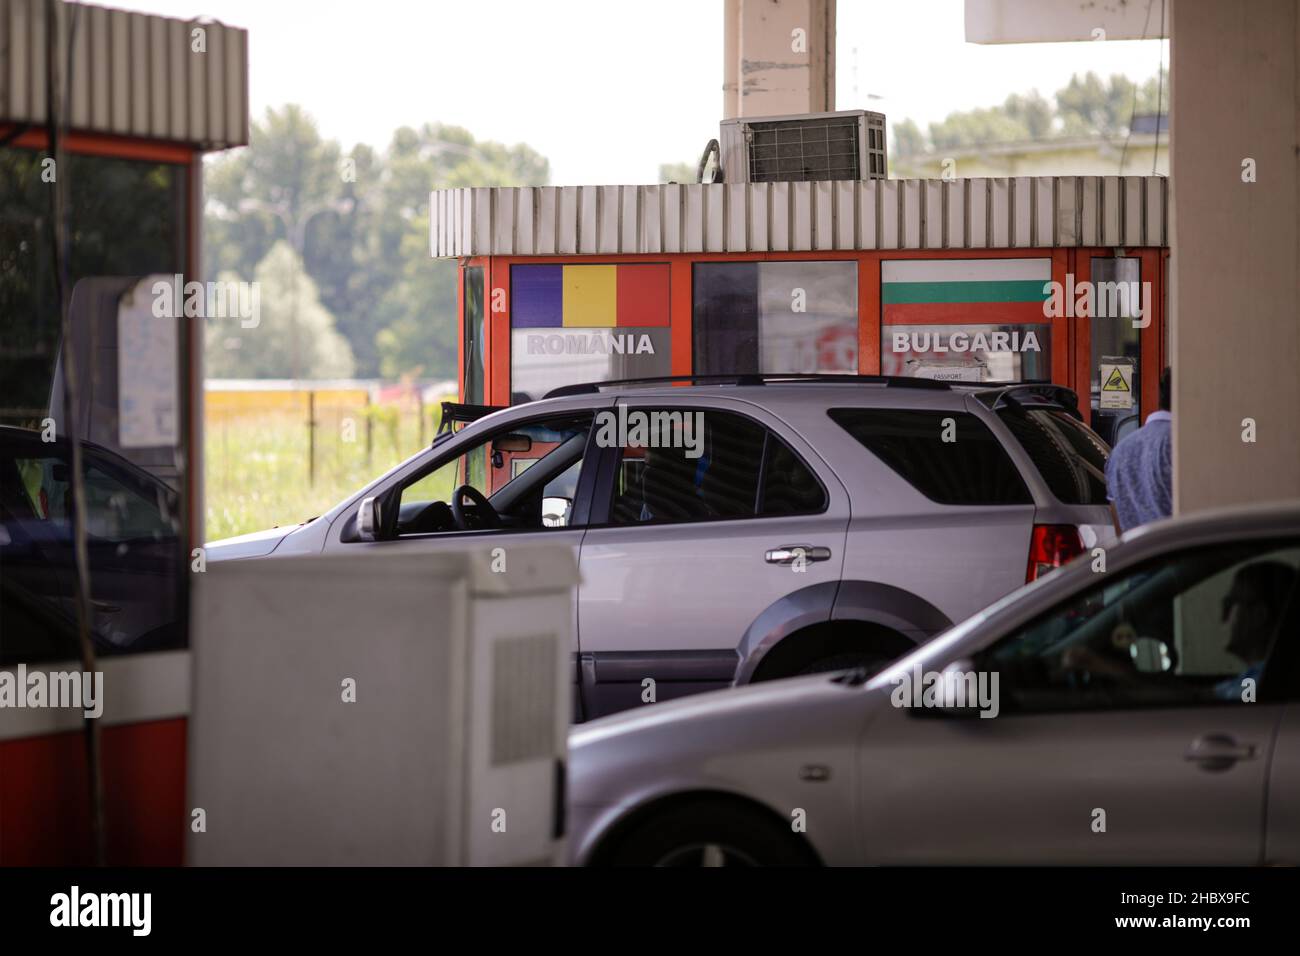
xmin=124 ymin=0 xmax=1169 ymax=184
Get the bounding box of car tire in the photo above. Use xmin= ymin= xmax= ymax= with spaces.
xmin=795 ymin=652 xmax=890 ymax=676
xmin=604 ymin=799 xmax=815 ymax=867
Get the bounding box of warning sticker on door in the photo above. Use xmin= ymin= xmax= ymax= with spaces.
xmin=1099 ymin=358 xmax=1134 ymax=410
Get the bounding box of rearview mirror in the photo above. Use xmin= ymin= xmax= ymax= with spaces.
xmin=356 ymin=495 xmax=381 ymax=542
xmin=492 ymin=434 xmax=532 ymax=453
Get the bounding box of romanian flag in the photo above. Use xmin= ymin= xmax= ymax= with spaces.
xmin=511 ymin=264 xmax=670 ymax=328
xmin=882 ymin=258 xmax=1051 ymax=325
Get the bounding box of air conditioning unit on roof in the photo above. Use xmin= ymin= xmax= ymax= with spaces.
xmin=719 ymin=109 xmax=887 ymax=184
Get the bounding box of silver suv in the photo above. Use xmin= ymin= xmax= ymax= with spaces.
xmin=207 ymin=375 xmax=1116 ymax=720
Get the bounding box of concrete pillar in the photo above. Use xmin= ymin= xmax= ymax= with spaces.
xmin=1169 ymin=0 xmax=1300 ymax=513
xmin=723 ymin=0 xmax=836 ymax=119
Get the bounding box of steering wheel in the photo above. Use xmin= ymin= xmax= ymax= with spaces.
xmin=450 ymin=484 xmax=501 ymax=530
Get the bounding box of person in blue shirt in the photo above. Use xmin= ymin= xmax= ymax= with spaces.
xmin=1105 ymin=367 xmax=1173 ymax=533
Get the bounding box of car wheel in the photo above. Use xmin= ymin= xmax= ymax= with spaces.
xmin=605 ymin=799 xmax=815 ymax=867
xmin=795 ymin=652 xmax=890 ymax=676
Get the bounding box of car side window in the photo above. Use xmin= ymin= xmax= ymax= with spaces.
xmin=983 ymin=541 xmax=1300 ymax=712
xmin=606 ymin=409 xmax=826 ymax=526
xmin=829 ymin=407 xmax=1032 ymax=505
xmin=1 ymin=445 xmax=181 ymax=667
xmin=392 ymin=413 xmax=594 ymax=536
xmin=8 ymin=455 xmax=173 ymax=543
xmin=759 ymin=434 xmax=826 ymax=516
xmin=995 ymin=407 xmax=1110 ymax=505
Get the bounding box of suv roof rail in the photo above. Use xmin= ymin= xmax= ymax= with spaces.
xmin=542 ymin=373 xmax=951 ymax=399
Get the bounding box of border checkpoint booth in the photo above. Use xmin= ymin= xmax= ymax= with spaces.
xmin=2 ymin=0 xmax=577 ymax=868
xmin=432 ymin=165 xmax=1168 ymax=449
xmin=0 ymin=0 xmax=249 ymax=866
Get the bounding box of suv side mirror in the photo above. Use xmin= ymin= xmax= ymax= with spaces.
xmin=907 ymin=657 xmax=999 ymax=719
xmin=356 ymin=495 xmax=382 ymax=542
xmin=542 ymin=496 xmax=571 ymax=527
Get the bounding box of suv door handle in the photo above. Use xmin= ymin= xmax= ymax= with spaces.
xmin=765 ymin=545 xmax=832 ymax=565
xmin=1184 ymin=733 xmax=1257 ymax=772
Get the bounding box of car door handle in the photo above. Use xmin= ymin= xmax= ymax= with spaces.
xmin=1184 ymin=733 xmax=1257 ymax=771
xmin=765 ymin=545 xmax=832 ymax=565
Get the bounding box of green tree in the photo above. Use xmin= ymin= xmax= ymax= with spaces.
xmin=658 ymin=161 xmax=696 ymax=183
xmin=1134 ymin=68 xmax=1169 ymax=121
xmin=894 ymin=69 xmax=1167 ymax=157
xmin=204 ymin=241 xmax=355 ymax=379
xmin=204 ymin=106 xmax=377 ymax=373
xmin=1003 ymin=91 xmax=1054 ymax=139
xmin=928 ymin=104 xmax=1037 ymax=151
xmin=203 ymin=109 xmax=550 ymax=381
xmin=890 ymin=119 xmax=927 ymax=159
xmin=372 ymin=229 xmax=459 ymax=381
xmin=363 ymin=124 xmax=548 ymax=380
xmin=204 ymin=105 xmax=345 ymax=280
xmin=1056 ymin=72 xmax=1135 ymax=138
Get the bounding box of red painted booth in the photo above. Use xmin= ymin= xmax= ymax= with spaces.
xmin=433 ymin=176 xmax=1167 ymax=448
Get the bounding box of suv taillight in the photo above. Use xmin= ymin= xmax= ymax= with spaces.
xmin=1026 ymin=524 xmax=1084 ymax=582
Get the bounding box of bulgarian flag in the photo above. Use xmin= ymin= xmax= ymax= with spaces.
xmin=882 ymin=258 xmax=1051 ymax=325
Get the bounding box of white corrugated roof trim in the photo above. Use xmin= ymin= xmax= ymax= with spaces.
xmin=430 ymin=177 xmax=1167 ymax=258
xmin=1 ymin=0 xmax=248 ymax=149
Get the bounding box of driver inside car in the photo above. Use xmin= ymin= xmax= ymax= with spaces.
xmin=1054 ymin=559 xmax=1295 ymax=700
xmin=394 ymin=415 xmax=592 ymax=536
xmin=1212 ymin=561 xmax=1296 ymax=700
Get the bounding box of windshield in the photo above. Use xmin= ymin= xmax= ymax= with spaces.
xmin=866 ymin=571 xmax=1061 ymax=692
xmin=403 ymin=418 xmax=588 ymax=506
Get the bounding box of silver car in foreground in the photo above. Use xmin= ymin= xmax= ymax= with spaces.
xmin=568 ymin=503 xmax=1300 ymax=865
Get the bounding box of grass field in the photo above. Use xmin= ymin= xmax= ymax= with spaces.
xmin=204 ymin=392 xmax=453 ymax=541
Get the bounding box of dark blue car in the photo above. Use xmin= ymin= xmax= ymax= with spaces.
xmin=0 ymin=426 xmax=184 ymax=666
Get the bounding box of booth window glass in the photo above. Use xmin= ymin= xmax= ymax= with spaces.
xmin=0 ymin=146 xmax=188 ymax=665
xmin=463 ymin=266 xmax=485 ymax=406
xmin=881 ymin=258 xmax=1052 ymax=382
xmin=693 ymin=261 xmax=858 ymax=375
xmin=0 ymin=147 xmax=187 ymax=423
xmin=1089 ymin=257 xmax=1142 ymax=447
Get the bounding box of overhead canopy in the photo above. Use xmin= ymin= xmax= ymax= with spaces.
xmin=0 ymin=0 xmax=249 ymax=150
xmin=965 ymin=0 xmax=1167 ymax=43
xmin=430 ymin=176 xmax=1168 ymax=258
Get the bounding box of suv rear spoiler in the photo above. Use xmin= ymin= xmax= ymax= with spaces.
xmin=972 ymin=384 xmax=1083 ymax=420
xmin=437 ymin=401 xmax=504 ymax=436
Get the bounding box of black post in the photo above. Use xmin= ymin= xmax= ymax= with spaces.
xmin=308 ymin=390 xmax=317 ymax=487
